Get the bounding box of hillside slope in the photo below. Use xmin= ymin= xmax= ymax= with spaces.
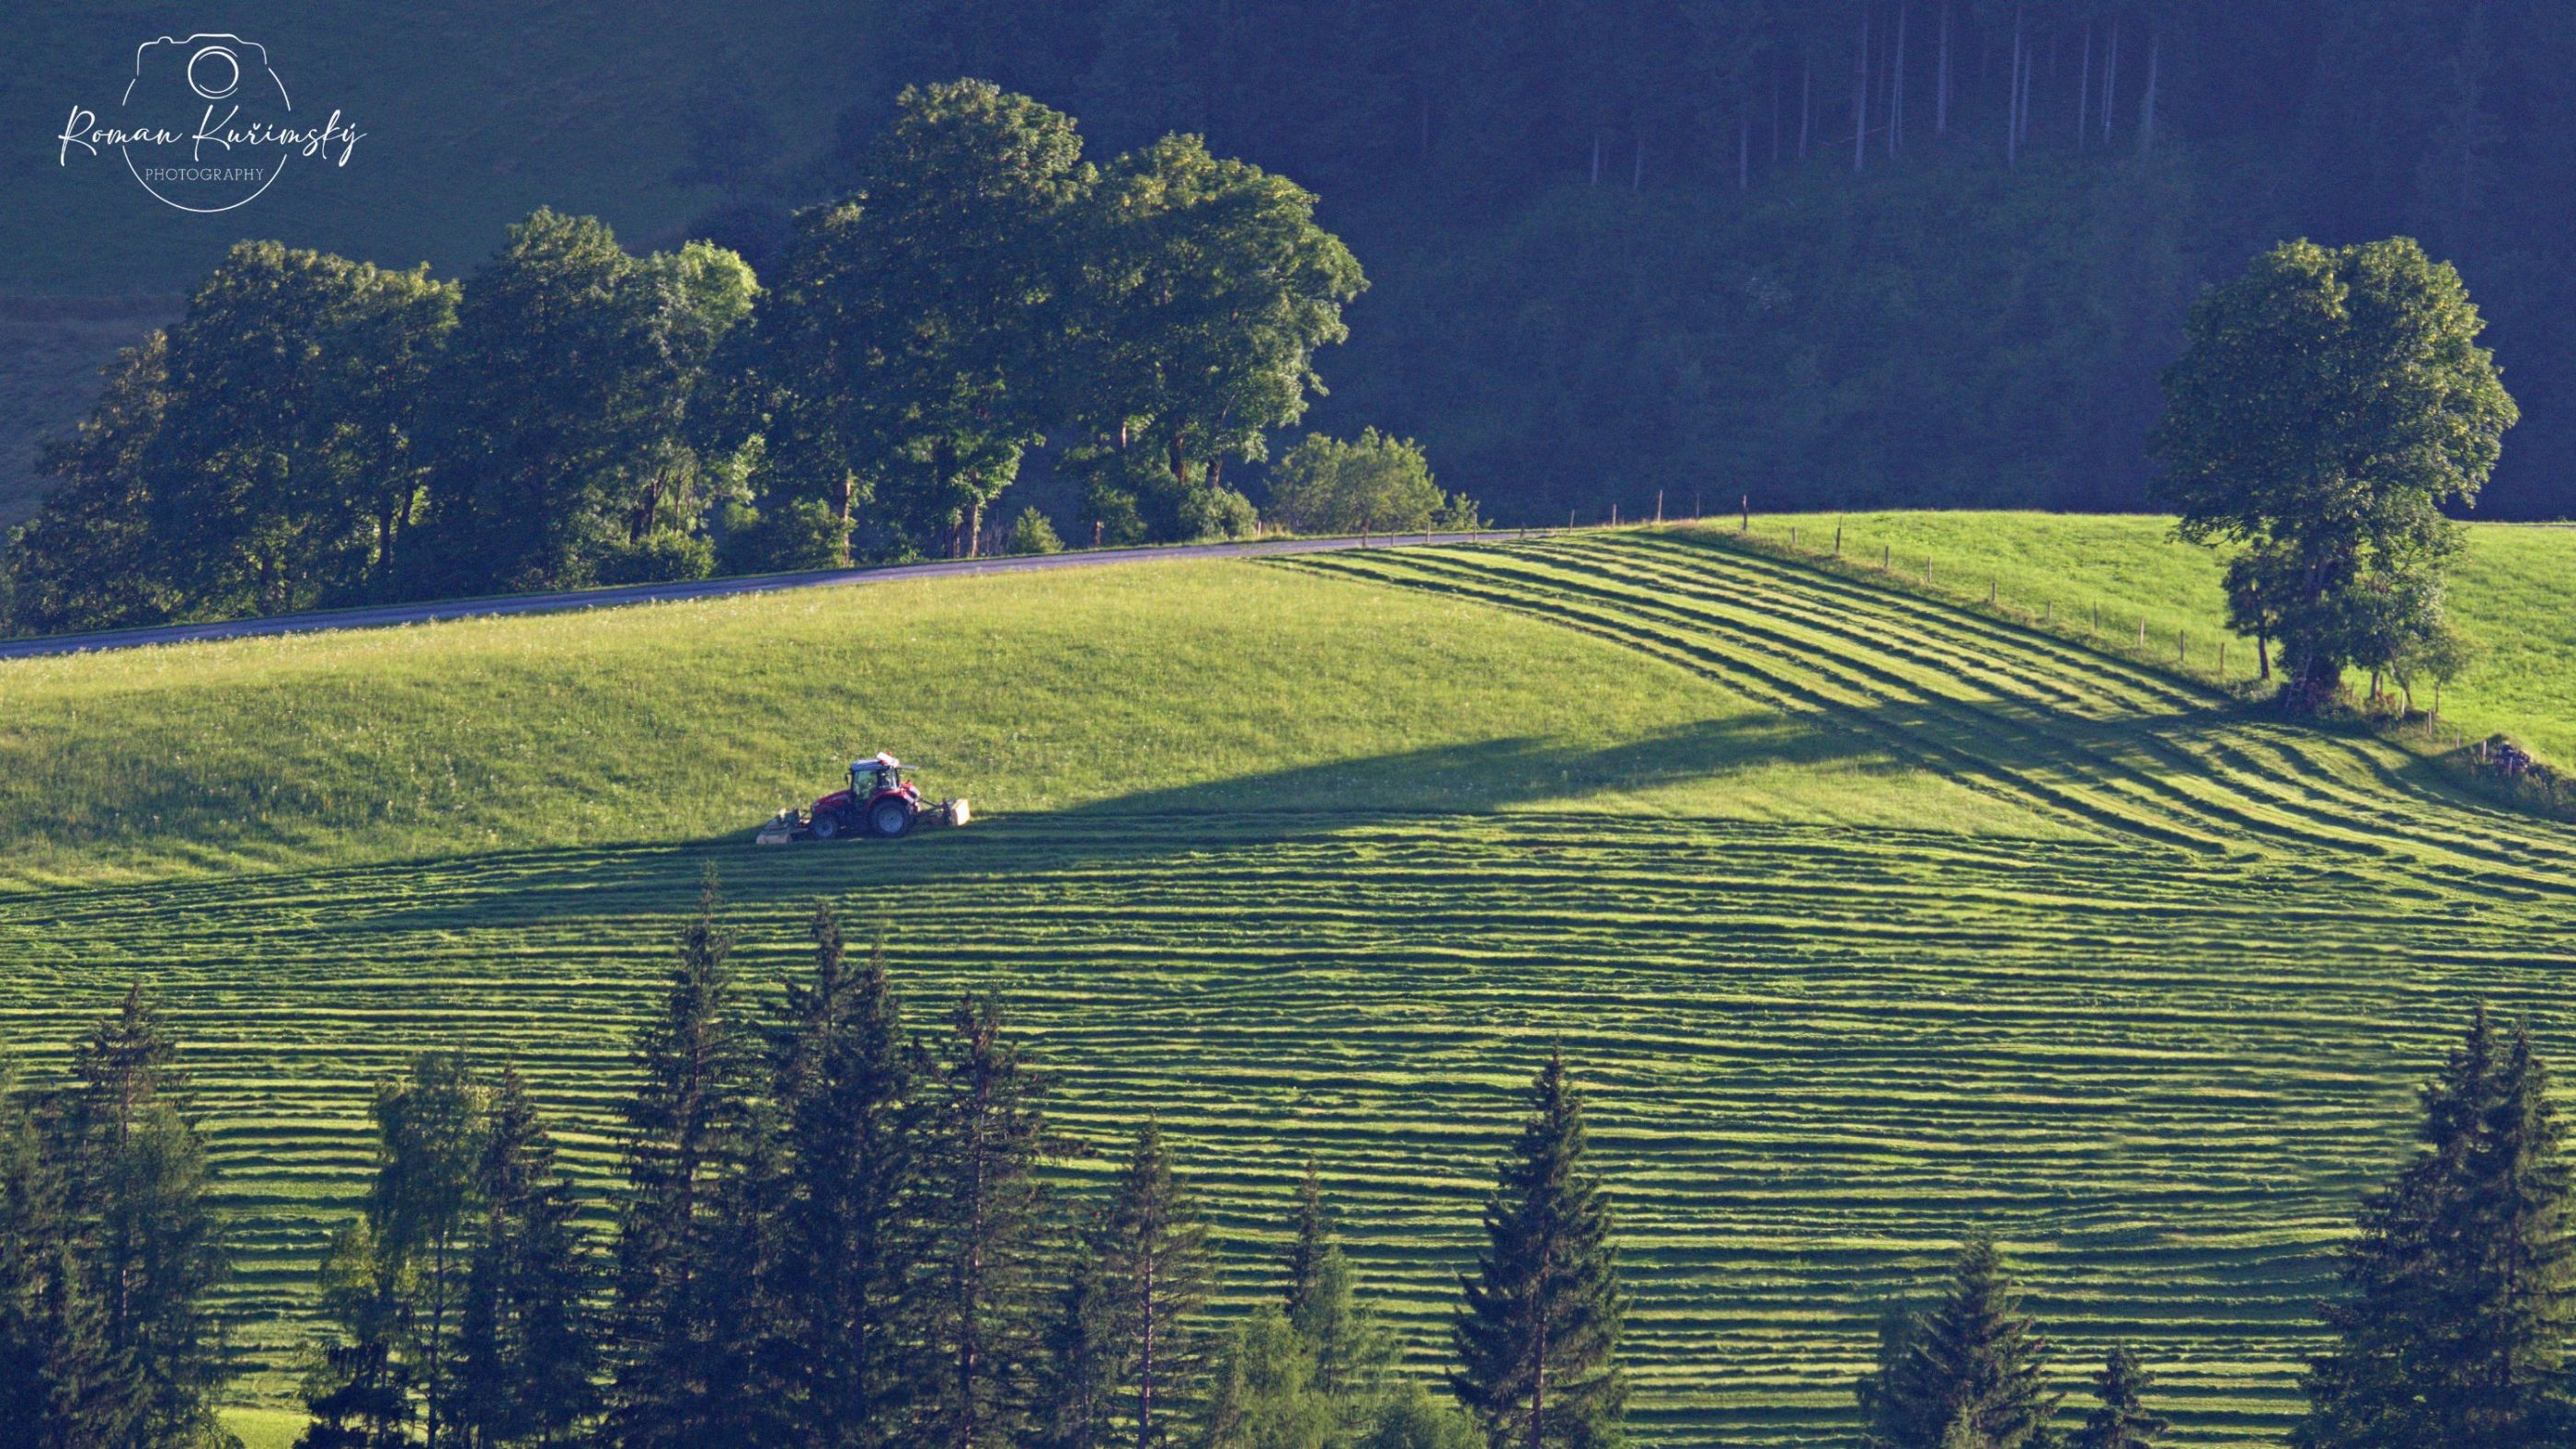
xmin=3 ymin=531 xmax=2572 ymax=1444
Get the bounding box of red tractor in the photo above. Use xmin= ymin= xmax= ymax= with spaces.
xmin=758 ymin=753 xmax=970 ymax=844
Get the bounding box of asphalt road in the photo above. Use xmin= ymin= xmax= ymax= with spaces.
xmin=0 ymin=530 xmax=1515 ymax=661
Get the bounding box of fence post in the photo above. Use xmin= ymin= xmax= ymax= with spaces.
xmin=1790 ymin=524 xmax=1800 ymax=549
xmin=2043 ymin=600 xmax=2053 ymax=624
xmin=1742 ymin=495 xmax=1751 ymax=532
xmin=1834 ymin=525 xmax=1844 ymax=557
xmin=2137 ymin=617 xmax=2147 ymax=649
xmin=1988 ymin=578 xmax=1997 ymax=604
xmin=1925 ymin=558 xmax=1934 ymax=585
xmin=1094 ymin=520 xmax=1104 ymax=548
xmin=1656 ymin=489 xmax=1665 ymax=523
xmin=2179 ymin=629 xmax=2187 ymax=666
xmin=1883 ymin=544 xmax=1892 ymax=569
xmin=2219 ymin=639 xmax=2226 ymax=676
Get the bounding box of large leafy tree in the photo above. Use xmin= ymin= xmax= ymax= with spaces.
xmin=2297 ymin=1008 xmax=2576 ymax=1449
xmin=1451 ymin=1049 xmax=1627 ymax=1449
xmin=152 ymin=242 xmax=456 ymax=611
xmin=2151 ymin=236 xmax=2516 ymax=709
xmin=1853 ymin=1239 xmax=2060 ymax=1449
xmin=1 ymin=335 xmax=174 ymax=636
xmin=414 ymin=213 xmax=753 ymax=593
xmin=1068 ymin=132 xmax=1365 ymax=534
xmin=765 ymin=80 xmax=1087 ymax=559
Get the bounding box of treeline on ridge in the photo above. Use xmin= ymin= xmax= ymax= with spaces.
xmin=9 ymin=894 xmax=2576 ymax=1446
xmin=0 ymin=80 xmax=1481 ymax=639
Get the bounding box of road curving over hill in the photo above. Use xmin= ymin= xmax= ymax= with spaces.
xmin=0 ymin=530 xmax=1507 ymax=661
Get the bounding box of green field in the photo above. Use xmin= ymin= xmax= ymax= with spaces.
xmin=7 ymin=523 xmax=2576 ymax=1444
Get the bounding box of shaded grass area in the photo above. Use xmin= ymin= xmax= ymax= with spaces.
xmin=6 ymin=535 xmax=2574 ymax=1443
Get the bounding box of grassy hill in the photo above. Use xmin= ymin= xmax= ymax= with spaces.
xmin=4 ymin=524 xmax=2575 ymax=1445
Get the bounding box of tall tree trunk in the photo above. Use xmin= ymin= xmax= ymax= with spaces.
xmin=2102 ymin=22 xmax=2120 ymax=145
xmin=1137 ymin=1254 xmax=1156 ymax=1449
xmin=2007 ymin=8 xmax=2023 ymax=167
xmin=2137 ymin=29 xmax=2160 ymax=153
xmin=2077 ymin=22 xmax=2091 ymax=149
xmin=1853 ymin=6 xmax=1870 ymax=173
xmin=1890 ymin=3 xmax=1908 ymax=155
xmin=1799 ymin=56 xmax=1812 ymax=159
xmin=1771 ymin=65 xmax=1782 ymax=165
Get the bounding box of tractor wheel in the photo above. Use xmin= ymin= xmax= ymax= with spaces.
xmin=811 ymin=811 xmax=843 ymax=841
xmin=869 ymin=799 xmax=915 ymax=838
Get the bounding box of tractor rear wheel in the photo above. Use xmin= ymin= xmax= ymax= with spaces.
xmin=811 ymin=811 xmax=843 ymax=841
xmin=869 ymin=799 xmax=914 ymax=838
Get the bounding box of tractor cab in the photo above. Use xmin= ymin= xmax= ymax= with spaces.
xmin=851 ymin=753 xmax=907 ymax=797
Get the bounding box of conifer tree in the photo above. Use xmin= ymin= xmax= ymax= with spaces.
xmin=454 ymin=1062 xmax=598 ymax=1446
xmin=1450 ymin=1049 xmax=1627 ymax=1449
xmin=1853 ymin=1238 xmax=2059 ymax=1449
xmin=0 ymin=1043 xmax=121 ymax=1447
xmin=605 ymin=871 xmax=791 ymax=1448
xmin=1032 ymin=1245 xmax=1120 ymax=1449
xmin=64 ymin=984 xmax=232 ymax=1446
xmin=1097 ymin=1117 xmax=1215 ymax=1448
xmin=2298 ymin=1007 xmax=2576 ymax=1449
xmin=921 ymin=993 xmax=1064 ymax=1449
xmin=774 ymin=906 xmax=926 ymax=1447
xmin=2072 ymin=1345 xmax=2167 ymax=1449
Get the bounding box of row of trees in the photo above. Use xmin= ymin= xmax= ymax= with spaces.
xmin=0 ymin=80 xmax=1382 ymax=638
xmin=6 ymin=959 xmax=2570 ymax=1448
xmin=285 ymin=880 xmax=1622 ymax=1449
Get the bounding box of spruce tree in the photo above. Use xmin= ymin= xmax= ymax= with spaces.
xmin=64 ymin=984 xmax=232 ymax=1446
xmin=1274 ymin=1164 xmax=1397 ymax=1425
xmin=1031 ymin=1244 xmax=1119 ymax=1449
xmin=454 ymin=1062 xmax=598 ymax=1446
xmin=2072 ymin=1345 xmax=2167 ymax=1449
xmin=0 ymin=1043 xmax=121 ymax=1448
xmin=605 ymin=872 xmax=791 ymax=1448
xmin=1854 ymin=1238 xmax=2059 ymax=1449
xmin=774 ymin=906 xmax=926 ymax=1447
xmin=921 ymin=993 xmax=1064 ymax=1449
xmin=1450 ymin=1049 xmax=1627 ymax=1449
xmin=2298 ymin=1007 xmax=2576 ymax=1449
xmin=1097 ymin=1117 xmax=1214 ymax=1448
